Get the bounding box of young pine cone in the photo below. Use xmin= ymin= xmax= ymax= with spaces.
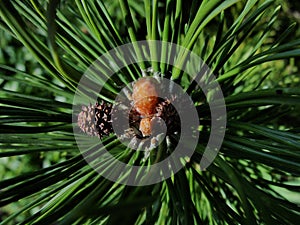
xmin=156 ymin=98 xmax=180 ymax=135
xmin=77 ymin=101 xmax=113 ymax=139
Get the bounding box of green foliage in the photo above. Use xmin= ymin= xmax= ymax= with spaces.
xmin=0 ymin=0 xmax=299 ymax=224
